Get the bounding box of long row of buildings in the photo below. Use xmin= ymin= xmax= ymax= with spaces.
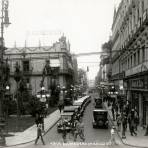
xmin=97 ymin=0 xmax=148 ymax=126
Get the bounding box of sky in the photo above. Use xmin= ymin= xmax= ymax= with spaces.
xmin=4 ymin=0 xmax=121 ymax=80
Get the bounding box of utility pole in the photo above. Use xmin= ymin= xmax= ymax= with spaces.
xmin=0 ymin=0 xmax=10 ymax=145
xmin=0 ymin=0 xmax=10 ymax=117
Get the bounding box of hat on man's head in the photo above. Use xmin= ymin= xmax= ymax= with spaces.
xmin=38 ymin=124 xmax=42 ymax=128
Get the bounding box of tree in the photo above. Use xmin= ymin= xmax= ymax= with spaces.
xmin=101 ymin=40 xmax=112 ymax=82
xmin=27 ymin=96 xmax=42 ymax=117
xmin=77 ymin=68 xmax=88 ymax=94
xmin=101 ymin=40 xmax=112 ymax=53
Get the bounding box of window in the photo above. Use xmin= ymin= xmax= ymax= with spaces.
xmin=142 ymin=47 xmax=145 ymax=62
xmin=134 ymin=53 xmax=136 ymax=66
xmin=128 ymin=58 xmax=130 ymax=69
xmin=137 ymin=50 xmax=140 ymax=64
xmin=131 ymin=55 xmax=133 ymax=68
xmin=26 ymin=77 xmax=30 ymax=83
xmin=142 ymin=1 xmax=144 ymax=13
xmin=22 ymin=60 xmax=30 ymax=72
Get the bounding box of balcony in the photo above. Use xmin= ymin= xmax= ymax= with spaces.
xmin=111 ymin=71 xmax=125 ymax=81
xmin=124 ymin=15 xmax=147 ymax=50
xmin=125 ymin=61 xmax=148 ymax=77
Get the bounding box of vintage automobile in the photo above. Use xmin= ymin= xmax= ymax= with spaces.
xmin=63 ymin=106 xmax=79 ymax=113
xmin=92 ymin=109 xmax=108 ymax=128
xmin=57 ymin=105 xmax=80 ymax=133
xmin=57 ymin=112 xmax=74 ymax=133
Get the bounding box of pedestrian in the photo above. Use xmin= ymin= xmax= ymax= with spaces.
xmin=115 ymin=103 xmax=119 ymax=119
xmin=74 ymin=118 xmax=85 ymax=142
xmin=62 ymin=119 xmax=68 ymax=143
xmin=134 ymin=110 xmax=139 ymax=131
xmin=35 ymin=113 xmax=40 ymax=127
xmin=35 ymin=124 xmax=45 ymax=145
xmin=116 ymin=113 xmax=121 ymax=131
xmin=128 ymin=113 xmax=132 ymax=135
xmin=38 ymin=115 xmax=44 ymax=132
xmin=111 ymin=105 xmax=115 ymax=121
xmin=130 ymin=119 xmax=137 ymax=136
xmin=110 ymin=126 xmax=117 ymax=145
xmin=58 ymin=102 xmax=63 ymax=113
xmin=121 ymin=113 xmax=127 ymax=138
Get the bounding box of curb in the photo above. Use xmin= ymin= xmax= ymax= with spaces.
xmin=103 ymin=102 xmax=148 ymax=148
xmin=1 ymin=111 xmax=61 ymax=147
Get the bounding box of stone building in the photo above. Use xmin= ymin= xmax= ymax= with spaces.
xmin=111 ymin=0 xmax=148 ymax=125
xmin=4 ymin=36 xmax=76 ymax=98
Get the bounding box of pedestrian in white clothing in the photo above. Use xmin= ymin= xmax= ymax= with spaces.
xmin=110 ymin=126 xmax=117 ymax=145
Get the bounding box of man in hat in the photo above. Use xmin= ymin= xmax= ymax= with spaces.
xmin=74 ymin=118 xmax=85 ymax=142
xmin=35 ymin=124 xmax=45 ymax=145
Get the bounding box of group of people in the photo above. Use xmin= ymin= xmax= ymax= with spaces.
xmin=62 ymin=117 xmax=85 ymax=143
xmin=109 ymin=100 xmax=139 ymax=138
xmin=34 ymin=113 xmax=85 ymax=145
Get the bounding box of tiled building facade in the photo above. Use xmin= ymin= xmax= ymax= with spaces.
xmin=4 ymin=36 xmax=76 ymax=97
xmin=111 ymin=0 xmax=148 ymax=125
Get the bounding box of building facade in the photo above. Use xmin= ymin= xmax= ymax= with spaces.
xmin=4 ymin=36 xmax=76 ymax=98
xmin=111 ymin=0 xmax=148 ymax=125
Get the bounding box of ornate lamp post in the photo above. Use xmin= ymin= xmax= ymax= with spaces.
xmin=36 ymin=86 xmax=50 ymax=114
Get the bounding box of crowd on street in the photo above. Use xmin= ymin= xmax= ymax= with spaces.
xmin=34 ymin=102 xmax=86 ymax=145
xmin=104 ymin=95 xmax=146 ymax=139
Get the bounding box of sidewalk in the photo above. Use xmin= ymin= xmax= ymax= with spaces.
xmin=104 ymin=102 xmax=148 ymax=148
xmin=5 ymin=109 xmax=61 ymax=146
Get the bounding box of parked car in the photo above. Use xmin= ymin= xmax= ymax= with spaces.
xmin=92 ymin=109 xmax=108 ymax=128
xmin=57 ymin=112 xmax=74 ymax=133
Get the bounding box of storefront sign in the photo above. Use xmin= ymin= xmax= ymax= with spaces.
xmin=125 ymin=63 xmax=148 ymax=76
xmin=131 ymin=78 xmax=144 ymax=88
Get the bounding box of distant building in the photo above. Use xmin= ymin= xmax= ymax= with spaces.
xmin=72 ymin=55 xmax=79 ymax=85
xmin=5 ymin=36 xmax=76 ymax=97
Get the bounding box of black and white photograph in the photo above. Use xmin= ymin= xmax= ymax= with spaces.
xmin=0 ymin=0 xmax=147 ymax=148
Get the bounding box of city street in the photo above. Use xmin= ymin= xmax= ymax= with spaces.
xmin=43 ymin=96 xmax=111 ymax=144
xmin=6 ymin=95 xmax=130 ymax=148
xmin=0 ymin=1 xmax=148 ymax=148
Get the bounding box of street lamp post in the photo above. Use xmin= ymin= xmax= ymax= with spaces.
xmin=70 ymin=85 xmax=74 ymax=104
xmin=36 ymin=86 xmax=50 ymax=114
xmin=4 ymin=84 xmax=10 ymax=133
xmin=0 ymin=0 xmax=10 ymax=145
